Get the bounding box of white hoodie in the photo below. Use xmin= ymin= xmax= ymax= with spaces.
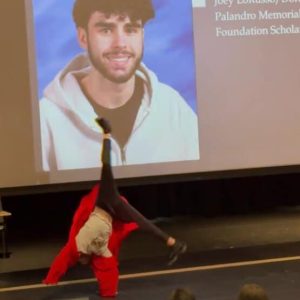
xmin=40 ymin=54 xmax=199 ymax=171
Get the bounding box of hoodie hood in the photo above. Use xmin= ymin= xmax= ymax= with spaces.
xmin=43 ymin=53 xmax=155 ymax=128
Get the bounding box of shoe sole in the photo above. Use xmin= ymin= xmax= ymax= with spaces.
xmin=167 ymin=244 xmax=187 ymax=266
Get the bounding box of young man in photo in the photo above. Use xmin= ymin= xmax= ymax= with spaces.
xmin=39 ymin=0 xmax=199 ymax=171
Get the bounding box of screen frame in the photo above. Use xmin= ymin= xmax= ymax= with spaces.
xmin=1 ymin=1 xmax=300 ymax=195
xmin=1 ymin=164 xmax=300 ymax=196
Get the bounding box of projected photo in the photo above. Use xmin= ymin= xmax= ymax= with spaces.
xmin=31 ymin=0 xmax=199 ymax=171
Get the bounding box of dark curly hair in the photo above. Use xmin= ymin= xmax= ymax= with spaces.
xmin=73 ymin=0 xmax=155 ymax=28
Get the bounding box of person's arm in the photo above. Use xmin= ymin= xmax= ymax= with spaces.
xmin=91 ymin=256 xmax=119 ymax=297
xmin=43 ymin=239 xmax=79 ymax=284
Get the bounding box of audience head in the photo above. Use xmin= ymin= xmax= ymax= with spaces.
xmin=238 ymin=283 xmax=269 ymax=300
xmin=169 ymin=288 xmax=196 ymax=300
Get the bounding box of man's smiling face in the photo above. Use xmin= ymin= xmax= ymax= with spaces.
xmin=78 ymin=11 xmax=144 ymax=83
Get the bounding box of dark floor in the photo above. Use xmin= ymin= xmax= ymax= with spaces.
xmin=1 ymin=251 xmax=300 ymax=300
xmin=2 ymin=207 xmax=300 ymax=299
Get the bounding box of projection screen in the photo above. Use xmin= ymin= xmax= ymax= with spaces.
xmin=0 ymin=0 xmax=300 ymax=190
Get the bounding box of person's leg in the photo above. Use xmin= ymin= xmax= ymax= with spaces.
xmin=114 ymin=199 xmax=187 ymax=265
xmin=96 ymin=118 xmax=169 ymax=237
xmin=96 ymin=118 xmax=187 ymax=265
xmin=95 ymin=118 xmax=120 ymax=211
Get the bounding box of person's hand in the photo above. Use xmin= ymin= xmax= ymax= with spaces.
xmin=42 ymin=279 xmax=58 ymax=285
xmin=78 ymin=253 xmax=92 ymax=265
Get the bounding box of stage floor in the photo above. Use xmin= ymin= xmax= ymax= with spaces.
xmin=2 ymin=207 xmax=300 ymax=299
xmin=1 ymin=248 xmax=300 ymax=300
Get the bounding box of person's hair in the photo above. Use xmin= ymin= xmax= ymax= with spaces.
xmin=238 ymin=283 xmax=269 ymax=300
xmin=169 ymin=288 xmax=196 ymax=300
xmin=73 ymin=0 xmax=155 ymax=28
